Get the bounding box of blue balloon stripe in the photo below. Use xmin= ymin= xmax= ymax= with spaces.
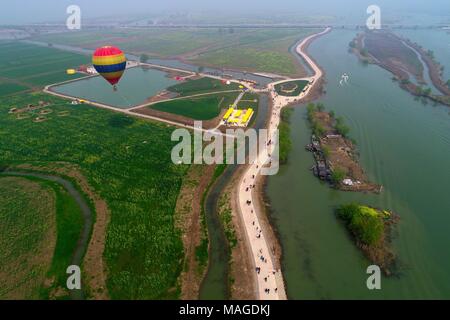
xmin=93 ymin=62 xmax=126 ymax=73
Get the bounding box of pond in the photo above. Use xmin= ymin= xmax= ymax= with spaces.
xmin=51 ymin=67 xmax=178 ymax=109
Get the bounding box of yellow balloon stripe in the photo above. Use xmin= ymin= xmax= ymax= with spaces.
xmin=92 ymin=53 xmax=126 ymax=66
xmin=100 ymin=70 xmax=125 ymax=80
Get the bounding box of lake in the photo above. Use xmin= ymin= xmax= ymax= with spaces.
xmin=266 ymin=29 xmax=450 ymax=299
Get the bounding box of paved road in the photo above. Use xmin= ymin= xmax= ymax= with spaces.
xmin=236 ymin=27 xmax=330 ymax=300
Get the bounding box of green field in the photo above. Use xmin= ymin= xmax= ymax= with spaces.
xmin=237 ymin=92 xmax=259 ymax=109
xmin=275 ymin=80 xmax=310 ymax=96
xmin=31 ymin=28 xmax=317 ymax=76
xmin=151 ymin=92 xmax=239 ymax=120
xmin=0 ymin=176 xmax=56 ymax=299
xmin=190 ymin=29 xmax=318 ymax=77
xmin=0 ymin=82 xmax=29 ymax=96
xmin=0 ymin=92 xmax=190 ymax=299
xmin=0 ymin=42 xmax=86 ymax=97
xmin=32 ymin=28 xmax=227 ymax=57
xmin=167 ymin=77 xmax=240 ymax=97
xmin=0 ymin=174 xmax=83 ymax=299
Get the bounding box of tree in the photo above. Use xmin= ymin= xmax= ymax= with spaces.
xmin=331 ymin=168 xmax=346 ymax=185
xmin=312 ymin=122 xmax=325 ymax=137
xmin=316 ymin=103 xmax=325 ymax=112
xmin=349 ymin=211 xmax=384 ymax=246
xmin=446 ymin=80 xmax=450 ymax=88
xmin=415 ymin=86 xmax=423 ymax=95
xmin=197 ymin=66 xmax=205 ymax=74
xmin=140 ymin=54 xmax=150 ymax=63
xmin=336 ymin=123 xmax=350 ymax=137
xmin=322 ymin=145 xmax=331 ymax=159
xmin=329 ymin=110 xmax=335 ymax=118
xmin=360 ymin=48 xmax=369 ymax=57
xmin=306 ymin=103 xmax=316 ymax=121
xmin=400 ymin=78 xmax=410 ymax=85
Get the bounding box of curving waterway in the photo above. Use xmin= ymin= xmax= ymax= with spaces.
xmin=266 ymin=29 xmax=450 ymax=299
xmin=3 ymin=171 xmax=93 ymax=300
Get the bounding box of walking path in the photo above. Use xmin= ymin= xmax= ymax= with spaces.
xmin=236 ymin=27 xmax=330 ymax=300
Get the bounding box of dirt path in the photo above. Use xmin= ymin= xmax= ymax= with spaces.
xmin=235 ymin=27 xmax=331 ymax=300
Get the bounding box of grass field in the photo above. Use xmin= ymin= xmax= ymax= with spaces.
xmin=0 ymin=92 xmax=190 ymax=299
xmin=31 ymin=28 xmax=317 ymax=76
xmin=275 ymin=80 xmax=309 ymax=96
xmin=0 ymin=176 xmax=57 ymax=299
xmin=189 ymin=29 xmax=318 ymax=77
xmin=167 ymin=77 xmax=240 ymax=97
xmin=0 ymin=42 xmax=86 ymax=97
xmin=151 ymin=92 xmax=239 ymax=120
xmin=237 ymin=92 xmax=259 ymax=109
xmin=32 ymin=28 xmax=226 ymax=57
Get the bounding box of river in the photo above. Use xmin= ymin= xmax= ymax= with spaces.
xmin=266 ymin=29 xmax=450 ymax=299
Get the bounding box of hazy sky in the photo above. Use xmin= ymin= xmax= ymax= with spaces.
xmin=1 ymin=0 xmax=449 ymax=24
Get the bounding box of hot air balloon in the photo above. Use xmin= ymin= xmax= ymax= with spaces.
xmin=92 ymin=46 xmax=126 ymax=91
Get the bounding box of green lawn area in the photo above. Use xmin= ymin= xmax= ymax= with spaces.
xmin=151 ymin=92 xmax=239 ymax=120
xmin=0 ymin=174 xmax=83 ymax=299
xmin=275 ymin=80 xmax=310 ymax=96
xmin=237 ymin=92 xmax=259 ymax=109
xmin=0 ymin=176 xmax=57 ymax=299
xmin=0 ymin=42 xmax=86 ymax=96
xmin=167 ymin=77 xmax=240 ymax=97
xmin=0 ymin=92 xmax=190 ymax=299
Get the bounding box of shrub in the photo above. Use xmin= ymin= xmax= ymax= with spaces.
xmin=331 ymin=168 xmax=346 ymax=184
xmin=337 ymin=204 xmax=384 ymax=246
xmin=140 ymin=54 xmax=150 ymax=63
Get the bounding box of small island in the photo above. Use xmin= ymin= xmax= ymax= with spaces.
xmin=349 ymin=31 xmax=450 ymax=107
xmin=336 ymin=203 xmax=398 ymax=275
xmin=305 ymin=103 xmax=381 ymax=193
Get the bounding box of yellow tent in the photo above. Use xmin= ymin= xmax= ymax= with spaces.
xmin=66 ymin=69 xmax=76 ymax=75
xmin=223 ymin=108 xmax=234 ymax=120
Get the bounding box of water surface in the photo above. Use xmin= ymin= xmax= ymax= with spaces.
xmin=267 ymin=29 xmax=450 ymax=299
xmin=51 ymin=67 xmax=178 ymax=109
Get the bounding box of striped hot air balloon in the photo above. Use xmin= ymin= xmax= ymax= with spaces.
xmin=92 ymin=46 xmax=126 ymax=90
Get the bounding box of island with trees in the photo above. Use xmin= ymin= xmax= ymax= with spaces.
xmin=305 ymin=103 xmax=381 ymax=193
xmin=336 ymin=203 xmax=398 ymax=275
